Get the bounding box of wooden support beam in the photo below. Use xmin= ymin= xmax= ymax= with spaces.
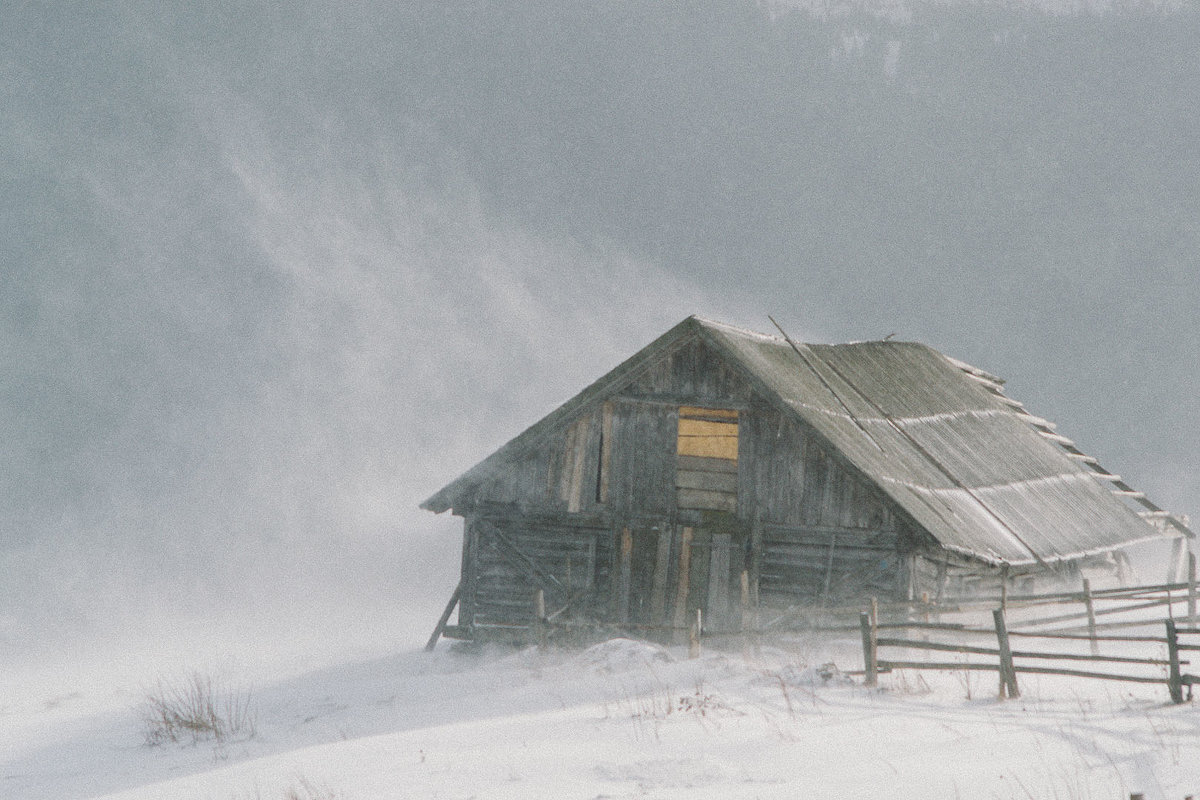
xmin=424 ymin=582 xmax=463 ymax=652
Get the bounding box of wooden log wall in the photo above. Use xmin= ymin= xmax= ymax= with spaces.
xmin=759 ymin=524 xmax=902 ymax=606
xmin=453 ymin=334 xmax=944 ymax=630
xmin=462 ymin=513 xmax=612 ymax=632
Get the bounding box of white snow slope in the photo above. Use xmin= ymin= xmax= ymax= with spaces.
xmin=3 ymin=636 xmax=1198 ymax=800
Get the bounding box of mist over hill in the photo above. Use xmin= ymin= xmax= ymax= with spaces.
xmin=2 ymin=0 xmax=1196 ymax=680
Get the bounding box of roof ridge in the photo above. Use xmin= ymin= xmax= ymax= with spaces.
xmin=690 ymin=315 xmax=786 ymax=344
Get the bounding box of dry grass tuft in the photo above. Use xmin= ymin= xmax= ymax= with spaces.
xmin=140 ymin=671 xmax=256 ymax=746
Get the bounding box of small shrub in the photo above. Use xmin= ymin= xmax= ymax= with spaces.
xmin=140 ymin=671 xmax=256 ymax=746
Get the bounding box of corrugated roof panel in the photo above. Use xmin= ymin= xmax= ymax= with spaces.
xmin=699 ymin=319 xmax=1168 ymax=564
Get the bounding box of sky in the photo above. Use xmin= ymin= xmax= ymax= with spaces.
xmin=2 ymin=0 xmax=1197 ymax=685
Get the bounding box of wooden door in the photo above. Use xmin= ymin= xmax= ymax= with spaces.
xmin=615 ymin=524 xmax=673 ymax=627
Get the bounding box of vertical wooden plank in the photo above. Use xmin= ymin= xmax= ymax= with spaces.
xmin=649 ymin=526 xmax=672 ymax=624
xmin=820 ymin=531 xmax=839 ymax=608
xmin=617 ymin=528 xmax=633 ymax=623
xmin=567 ymin=418 xmax=590 ymax=512
xmin=994 ymin=608 xmax=1019 ymax=699
xmin=461 ymin=519 xmax=479 ymax=628
xmin=1000 ymin=563 xmax=1010 ymax=613
xmin=707 ymin=533 xmax=731 ymax=631
xmin=1082 ymin=578 xmax=1099 ymax=656
xmin=689 ymin=608 xmax=702 ymax=659
xmin=598 ymin=401 xmax=613 ymax=504
xmin=1166 ymin=619 xmax=1184 ymax=704
xmin=688 ymin=530 xmax=711 ymax=621
xmin=672 ymin=527 xmax=694 ymax=636
xmin=1188 ymin=550 xmax=1197 ymax=621
xmin=859 ymin=612 xmax=877 ymax=687
xmin=534 ymin=589 xmax=547 ymax=648
xmin=749 ymin=517 xmax=763 ymax=603
xmin=1168 ymin=537 xmax=1186 ymax=585
xmin=559 ymin=422 xmax=579 ymax=504
xmin=739 ymin=570 xmax=750 ymax=632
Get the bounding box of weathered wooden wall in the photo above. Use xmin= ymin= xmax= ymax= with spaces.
xmin=461 ymin=510 xmax=613 ymax=632
xmin=453 ymin=333 xmax=924 ymax=636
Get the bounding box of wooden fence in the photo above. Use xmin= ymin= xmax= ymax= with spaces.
xmin=458 ymin=574 xmax=1200 ymax=704
xmin=858 ymin=607 xmax=1198 ymax=704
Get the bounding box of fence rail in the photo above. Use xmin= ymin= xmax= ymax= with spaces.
xmin=505 ymin=575 xmax=1200 ymax=703
xmin=858 ymin=604 xmax=1198 ymax=704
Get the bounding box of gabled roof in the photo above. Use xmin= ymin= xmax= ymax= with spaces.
xmin=423 ymin=316 xmax=1187 ymax=565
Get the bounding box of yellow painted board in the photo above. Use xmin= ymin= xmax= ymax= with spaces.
xmin=678 ymin=418 xmax=737 ymax=438
xmin=679 ymin=406 xmax=738 ymax=420
xmin=677 ymin=434 xmax=739 ymax=459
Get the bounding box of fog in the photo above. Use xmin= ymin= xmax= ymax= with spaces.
xmin=2 ymin=0 xmax=1197 ymax=689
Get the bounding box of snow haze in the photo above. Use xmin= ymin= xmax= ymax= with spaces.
xmin=2 ymin=0 xmax=1197 ymax=760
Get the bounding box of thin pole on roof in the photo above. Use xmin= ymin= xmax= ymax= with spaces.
xmin=768 ymin=315 xmax=885 ymax=453
xmin=802 ymin=339 xmax=1048 ymax=569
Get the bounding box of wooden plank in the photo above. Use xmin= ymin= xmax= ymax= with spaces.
xmin=599 ymin=402 xmax=613 ymax=503
xmin=677 ymin=488 xmax=737 ymax=512
xmin=1083 ymin=578 xmax=1099 ymax=656
xmin=424 ymin=582 xmax=464 ymax=651
xmin=688 ymin=530 xmax=711 ymax=623
xmin=677 ymin=435 xmax=739 ymax=460
xmin=679 ymin=405 xmax=738 ymax=420
xmin=994 ymin=608 xmax=1020 ymax=699
xmin=1168 ymin=538 xmax=1186 ymax=584
xmin=558 ymin=421 xmax=579 ymax=504
xmin=678 ymin=418 xmax=739 ymax=438
xmin=860 ymin=612 xmax=877 ymax=687
xmin=1189 ymin=550 xmax=1197 ymax=621
xmin=707 ymin=534 xmax=731 ymax=630
xmin=676 ymin=454 xmax=738 ymax=474
xmin=1167 ymin=620 xmax=1184 ymax=703
xmin=672 ymin=527 xmax=693 ymax=635
xmin=649 ymin=527 xmax=672 ymax=624
xmin=567 ymin=418 xmax=590 ymax=513
xmin=675 ymin=469 xmax=738 ymax=493
xmin=617 ymin=528 xmax=633 ymax=623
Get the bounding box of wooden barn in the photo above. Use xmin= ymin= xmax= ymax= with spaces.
xmin=422 ymin=316 xmax=1191 ymax=644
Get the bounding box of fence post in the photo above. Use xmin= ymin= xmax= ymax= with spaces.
xmin=1082 ymin=578 xmax=1099 ymax=656
xmin=1188 ymin=551 xmax=1197 ymax=622
xmin=534 ymin=588 xmax=547 ymax=649
xmin=1166 ymin=619 xmax=1184 ymax=704
xmin=1000 ymin=563 xmax=1009 ymax=613
xmin=860 ymin=610 xmax=878 ymax=687
xmin=689 ymin=608 xmax=702 ymax=659
xmin=993 ymin=607 xmax=1019 ymax=699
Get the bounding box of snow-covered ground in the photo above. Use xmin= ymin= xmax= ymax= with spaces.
xmin=4 ymin=635 xmax=1198 ymax=800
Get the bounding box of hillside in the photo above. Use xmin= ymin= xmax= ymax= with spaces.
xmin=4 ymin=637 xmax=1197 ymax=799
